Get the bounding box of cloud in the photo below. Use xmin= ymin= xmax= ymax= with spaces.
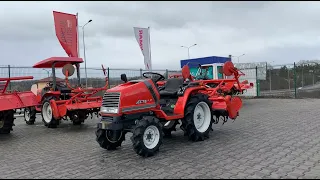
xmin=0 ymin=1 xmax=320 ymax=79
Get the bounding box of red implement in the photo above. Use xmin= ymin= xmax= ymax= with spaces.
xmin=0 ymin=76 xmax=38 ymax=134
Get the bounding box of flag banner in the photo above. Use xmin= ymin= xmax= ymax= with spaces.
xmin=53 ymin=11 xmax=78 ymax=57
xmin=133 ymin=27 xmax=152 ymax=70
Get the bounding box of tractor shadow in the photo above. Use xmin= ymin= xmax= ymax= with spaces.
xmin=97 ymin=125 xmax=248 ymax=161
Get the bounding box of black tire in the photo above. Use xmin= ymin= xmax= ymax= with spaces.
xmin=41 ymin=97 xmax=59 ymax=128
xmin=162 ymin=120 xmax=179 ymax=138
xmin=131 ymin=116 xmax=164 ymax=157
xmin=0 ymin=110 xmax=15 ymax=134
xmin=24 ymin=107 xmax=36 ymax=125
xmin=96 ymin=129 xmax=126 ymax=150
xmin=181 ymin=93 xmax=213 ymax=141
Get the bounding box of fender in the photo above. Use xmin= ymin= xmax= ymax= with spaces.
xmin=174 ymin=86 xmax=206 ymax=115
xmin=50 ymin=99 xmax=61 ymax=119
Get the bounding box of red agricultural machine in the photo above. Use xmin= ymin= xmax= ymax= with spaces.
xmin=23 ymin=57 xmax=108 ymax=128
xmin=0 ymin=76 xmax=38 ymax=134
xmin=157 ymin=63 xmax=253 ymax=96
xmin=96 ymin=61 xmax=244 ymax=157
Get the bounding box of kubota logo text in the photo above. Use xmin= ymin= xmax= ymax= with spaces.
xmin=139 ymin=30 xmax=143 ymax=51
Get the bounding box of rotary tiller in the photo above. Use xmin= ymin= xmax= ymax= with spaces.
xmin=24 ymin=57 xmax=108 ymax=128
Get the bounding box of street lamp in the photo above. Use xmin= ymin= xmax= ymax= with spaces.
xmin=232 ymin=54 xmax=245 ymax=64
xmin=42 ymin=69 xmax=50 ymax=77
xmin=80 ymin=19 xmax=92 ymax=88
xmin=181 ymin=44 xmax=197 ymax=59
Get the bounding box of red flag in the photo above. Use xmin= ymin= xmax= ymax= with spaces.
xmin=53 ymin=11 xmax=78 ymax=57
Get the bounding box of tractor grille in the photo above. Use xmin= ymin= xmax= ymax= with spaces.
xmin=102 ymin=92 xmax=120 ymax=108
xmin=101 ymin=116 xmax=113 ymax=121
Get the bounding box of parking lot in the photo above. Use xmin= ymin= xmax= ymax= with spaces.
xmin=1 ymin=99 xmax=320 ymax=179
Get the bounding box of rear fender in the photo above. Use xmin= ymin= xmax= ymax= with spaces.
xmin=49 ymin=99 xmax=63 ymax=119
xmin=174 ymin=86 xmax=206 ymax=115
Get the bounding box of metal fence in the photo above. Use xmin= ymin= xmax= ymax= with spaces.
xmin=258 ymin=62 xmax=320 ymax=98
xmin=1 ymin=63 xmax=320 ymax=99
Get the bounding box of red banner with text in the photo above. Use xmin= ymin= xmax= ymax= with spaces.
xmin=53 ymin=11 xmax=78 ymax=57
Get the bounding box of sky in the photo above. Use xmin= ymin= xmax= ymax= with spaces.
xmin=1 ymin=1 xmax=320 ymax=72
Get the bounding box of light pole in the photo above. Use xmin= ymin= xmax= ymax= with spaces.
xmin=80 ymin=19 xmax=92 ymax=88
xmin=181 ymin=44 xmax=197 ymax=59
xmin=232 ymin=54 xmax=245 ymax=64
xmin=42 ymin=69 xmax=50 ymax=77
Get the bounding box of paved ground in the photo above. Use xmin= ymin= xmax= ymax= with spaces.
xmin=1 ymin=99 xmax=320 ymax=179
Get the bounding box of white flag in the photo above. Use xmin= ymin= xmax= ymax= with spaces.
xmin=133 ymin=27 xmax=152 ymax=70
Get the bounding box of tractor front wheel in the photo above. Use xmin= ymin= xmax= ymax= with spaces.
xmin=96 ymin=129 xmax=126 ymax=150
xmin=24 ymin=107 xmax=36 ymax=125
xmin=0 ymin=110 xmax=15 ymax=134
xmin=41 ymin=97 xmax=59 ymax=128
xmin=131 ymin=116 xmax=164 ymax=157
xmin=181 ymin=93 xmax=213 ymax=141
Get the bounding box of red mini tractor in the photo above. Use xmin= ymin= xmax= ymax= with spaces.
xmin=0 ymin=76 xmax=38 ymax=134
xmin=23 ymin=57 xmax=108 ymax=128
xmin=96 ymin=61 xmax=243 ymax=157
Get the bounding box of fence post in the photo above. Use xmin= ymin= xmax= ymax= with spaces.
xmin=269 ymin=67 xmax=272 ymax=92
xmin=140 ymin=68 xmax=143 ymax=78
xmin=294 ymin=62 xmax=297 ymax=98
xmin=255 ymin=66 xmax=260 ymax=97
xmin=165 ymin=69 xmax=168 ymax=79
xmin=107 ymin=67 xmax=110 ymax=89
xmin=8 ymin=65 xmax=11 ymax=91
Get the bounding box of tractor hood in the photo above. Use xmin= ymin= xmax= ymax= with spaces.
xmin=100 ymin=79 xmax=159 ymax=115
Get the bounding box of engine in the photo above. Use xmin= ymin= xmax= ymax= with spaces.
xmin=100 ymin=79 xmax=159 ymax=115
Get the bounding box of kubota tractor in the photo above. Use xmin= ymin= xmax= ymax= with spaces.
xmin=96 ymin=61 xmax=243 ymax=157
xmin=24 ymin=57 xmax=108 ymax=128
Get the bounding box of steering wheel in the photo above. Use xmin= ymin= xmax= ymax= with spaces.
xmin=142 ymin=72 xmax=165 ymax=82
xmin=46 ymin=82 xmax=53 ymax=87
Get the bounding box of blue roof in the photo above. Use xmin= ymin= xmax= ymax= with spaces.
xmin=180 ymin=56 xmax=231 ymax=68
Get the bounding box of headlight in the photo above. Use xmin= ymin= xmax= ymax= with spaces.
xmin=100 ymin=106 xmax=119 ymax=114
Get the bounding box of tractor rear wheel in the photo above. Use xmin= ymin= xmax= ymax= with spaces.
xmin=24 ymin=107 xmax=36 ymax=125
xmin=96 ymin=129 xmax=126 ymax=150
xmin=131 ymin=116 xmax=164 ymax=157
xmin=41 ymin=97 xmax=59 ymax=128
xmin=0 ymin=110 xmax=15 ymax=134
xmin=181 ymin=93 xmax=213 ymax=141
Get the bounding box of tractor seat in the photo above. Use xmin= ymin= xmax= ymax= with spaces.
xmin=159 ymin=78 xmax=184 ymax=97
xmin=56 ymin=85 xmax=72 ymax=93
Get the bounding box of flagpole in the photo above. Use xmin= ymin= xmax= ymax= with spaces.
xmin=76 ymin=12 xmax=81 ymax=85
xmin=76 ymin=12 xmax=79 ymax=57
xmin=148 ymin=26 xmax=152 ymax=71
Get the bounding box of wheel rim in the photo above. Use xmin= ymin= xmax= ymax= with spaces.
xmin=25 ymin=109 xmax=30 ymax=121
xmin=193 ymin=102 xmax=211 ymax=133
xmin=106 ymin=130 xmax=123 ymax=143
xmin=42 ymin=102 xmax=52 ymax=123
xmin=143 ymin=125 xmax=160 ymax=149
